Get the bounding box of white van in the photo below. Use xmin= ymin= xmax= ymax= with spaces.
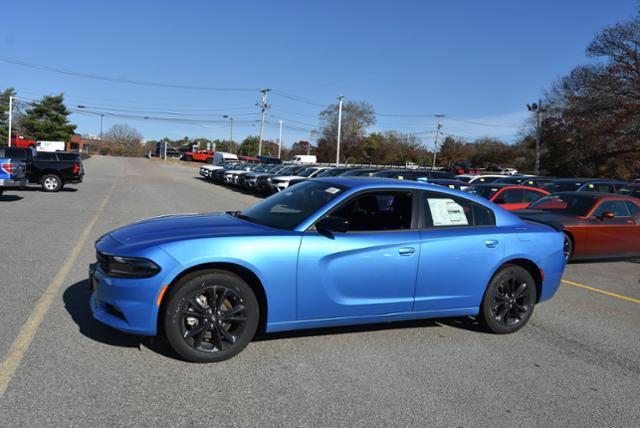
xmin=212 ymin=152 xmax=238 ymax=165
xmin=36 ymin=141 xmax=66 ymax=152
xmin=291 ymin=155 xmax=317 ymax=165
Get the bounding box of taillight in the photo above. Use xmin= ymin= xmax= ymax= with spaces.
xmin=1 ymin=162 xmax=13 ymax=175
xmin=73 ymin=163 xmax=80 ymax=174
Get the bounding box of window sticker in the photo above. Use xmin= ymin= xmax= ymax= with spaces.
xmin=427 ymin=198 xmax=469 ymax=226
xmin=324 ymin=187 xmax=341 ymax=194
xmin=397 ymin=176 xmax=404 ymax=180
xmin=448 ymin=184 xmax=455 ymax=189
xmin=588 ymin=183 xmax=595 ymax=188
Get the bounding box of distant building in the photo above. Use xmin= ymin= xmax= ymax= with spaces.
xmin=67 ymin=134 xmax=101 ymax=153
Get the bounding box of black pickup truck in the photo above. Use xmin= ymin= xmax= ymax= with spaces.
xmin=0 ymin=147 xmax=85 ymax=192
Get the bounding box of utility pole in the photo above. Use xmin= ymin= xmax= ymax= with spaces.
xmin=99 ymin=113 xmax=104 ymax=140
xmin=278 ymin=119 xmax=283 ymax=159
xmin=527 ymin=100 xmax=542 ymax=175
xmin=431 ymin=114 xmax=444 ymax=170
xmin=7 ymin=95 xmax=13 ymax=146
xmin=223 ymin=115 xmax=234 ymax=151
xmin=257 ymin=88 xmax=270 ymax=156
xmin=336 ymin=95 xmax=344 ymax=167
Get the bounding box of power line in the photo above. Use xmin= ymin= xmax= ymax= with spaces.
xmin=0 ymin=58 xmax=259 ymax=92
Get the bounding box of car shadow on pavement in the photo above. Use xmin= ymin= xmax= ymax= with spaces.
xmin=0 ymin=194 xmax=23 ymax=202
xmin=63 ymin=280 xmax=180 ymax=359
xmin=20 ymin=186 xmax=79 ymax=192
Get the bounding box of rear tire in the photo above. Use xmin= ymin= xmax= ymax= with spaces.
xmin=163 ymin=270 xmax=259 ymax=363
xmin=479 ymin=264 xmax=537 ymax=334
xmin=41 ymin=174 xmax=62 ymax=192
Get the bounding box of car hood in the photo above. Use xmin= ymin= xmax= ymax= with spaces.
xmin=107 ymin=212 xmax=271 ymax=247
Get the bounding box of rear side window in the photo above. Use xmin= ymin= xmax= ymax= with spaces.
xmin=36 ymin=152 xmax=57 ymax=160
xmin=57 ymin=153 xmax=79 ymax=161
xmin=625 ymin=201 xmax=640 ymax=216
xmin=422 ymin=192 xmax=495 ymax=228
xmin=592 ymin=200 xmax=630 ymax=217
xmin=500 ymin=189 xmax=524 ymax=204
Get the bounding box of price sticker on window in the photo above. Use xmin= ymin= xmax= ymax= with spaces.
xmin=427 ymin=198 xmax=469 ymax=226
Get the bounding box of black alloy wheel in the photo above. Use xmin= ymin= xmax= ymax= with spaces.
xmin=164 ymin=270 xmax=259 ymax=363
xmin=479 ymin=265 xmax=536 ymax=334
xmin=563 ymin=233 xmax=573 ymax=262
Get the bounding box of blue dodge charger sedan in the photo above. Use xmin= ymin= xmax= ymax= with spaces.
xmin=90 ymin=177 xmax=566 ymax=362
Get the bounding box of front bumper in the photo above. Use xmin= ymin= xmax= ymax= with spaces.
xmin=89 ymin=239 xmax=179 ymax=336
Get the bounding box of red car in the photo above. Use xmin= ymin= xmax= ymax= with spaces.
xmin=516 ymin=192 xmax=640 ymax=261
xmin=466 ymin=183 xmax=550 ymax=210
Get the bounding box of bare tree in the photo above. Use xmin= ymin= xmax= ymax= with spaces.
xmin=103 ymin=124 xmax=144 ymax=156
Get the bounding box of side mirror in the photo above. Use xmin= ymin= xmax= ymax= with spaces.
xmin=316 ymin=216 xmax=349 ymax=236
xmin=494 ymin=198 xmax=507 ymax=205
xmin=599 ymin=211 xmax=615 ymax=221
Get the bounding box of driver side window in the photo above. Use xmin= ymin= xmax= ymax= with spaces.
xmin=331 ymin=191 xmax=413 ymax=231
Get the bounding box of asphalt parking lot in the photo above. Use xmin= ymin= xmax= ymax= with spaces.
xmin=0 ymin=156 xmax=638 ymax=426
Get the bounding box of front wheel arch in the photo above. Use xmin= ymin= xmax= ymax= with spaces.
xmin=158 ymin=262 xmax=268 ymax=335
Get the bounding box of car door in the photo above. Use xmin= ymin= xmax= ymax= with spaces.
xmin=587 ymin=200 xmax=636 ymax=255
xmin=414 ymin=191 xmax=505 ymax=311
xmin=297 ymin=190 xmax=420 ymax=319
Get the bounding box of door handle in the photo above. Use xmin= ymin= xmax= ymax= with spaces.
xmin=485 ymin=239 xmax=499 ymax=248
xmin=398 ymin=247 xmax=416 ymax=256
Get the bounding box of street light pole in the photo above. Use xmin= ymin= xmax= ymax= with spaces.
xmin=223 ymin=115 xmax=234 ymax=152
xmin=278 ymin=119 xmax=283 ymax=159
xmin=431 ymin=114 xmax=444 ymax=170
xmin=100 ymin=113 xmax=104 ymax=140
xmin=7 ymin=95 xmax=13 ymax=146
xmin=527 ymin=100 xmax=542 ymax=175
xmin=336 ymin=95 xmax=344 ymax=167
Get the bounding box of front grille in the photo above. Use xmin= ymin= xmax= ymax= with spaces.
xmin=96 ymin=251 xmax=110 ymax=273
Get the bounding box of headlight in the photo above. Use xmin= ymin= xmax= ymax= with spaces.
xmin=97 ymin=252 xmax=160 ymax=278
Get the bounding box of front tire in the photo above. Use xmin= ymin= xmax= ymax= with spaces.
xmin=479 ymin=264 xmax=537 ymax=334
xmin=563 ymin=233 xmax=573 ymax=262
xmin=163 ymin=270 xmax=259 ymax=363
xmin=41 ymin=174 xmax=62 ymax=192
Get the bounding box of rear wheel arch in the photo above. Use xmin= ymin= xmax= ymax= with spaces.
xmin=159 ymin=262 xmax=268 ymax=334
xmin=495 ymin=258 xmax=543 ymax=303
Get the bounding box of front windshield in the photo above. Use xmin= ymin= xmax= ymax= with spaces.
xmin=466 ymin=185 xmax=499 ymax=199
xmin=374 ymin=170 xmax=405 ymax=178
xmin=456 ymin=176 xmax=473 ymax=183
xmin=529 ymin=194 xmax=596 ymax=216
xmin=240 ymin=181 xmax=346 ymax=230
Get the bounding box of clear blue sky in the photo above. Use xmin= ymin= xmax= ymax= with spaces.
xmin=1 ymin=0 xmax=637 ymax=148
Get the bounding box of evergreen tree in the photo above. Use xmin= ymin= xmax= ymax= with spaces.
xmin=21 ymin=94 xmax=76 ymax=141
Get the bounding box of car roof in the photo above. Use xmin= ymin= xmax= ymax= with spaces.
xmin=553 ymin=178 xmax=624 ymax=183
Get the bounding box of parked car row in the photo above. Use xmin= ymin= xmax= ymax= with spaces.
xmin=0 ymin=146 xmax=85 ymax=196
xmin=198 ymin=160 xmax=470 ymax=195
